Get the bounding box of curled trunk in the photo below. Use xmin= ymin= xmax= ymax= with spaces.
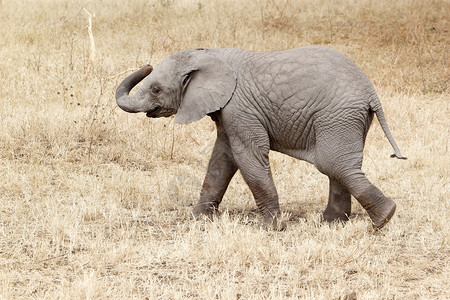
xmin=115 ymin=65 xmax=153 ymax=113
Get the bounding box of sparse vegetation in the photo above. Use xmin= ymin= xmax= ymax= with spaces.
xmin=0 ymin=0 xmax=448 ymax=299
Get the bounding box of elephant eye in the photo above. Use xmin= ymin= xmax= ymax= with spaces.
xmin=152 ymin=86 xmax=161 ymax=94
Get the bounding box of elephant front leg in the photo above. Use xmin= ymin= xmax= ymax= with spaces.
xmin=228 ymin=130 xmax=285 ymax=230
xmin=243 ymin=171 xmax=285 ymax=230
xmin=323 ymin=178 xmax=351 ymax=223
xmin=192 ymin=130 xmax=237 ymax=220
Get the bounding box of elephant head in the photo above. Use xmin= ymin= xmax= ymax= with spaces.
xmin=115 ymin=50 xmax=237 ymax=124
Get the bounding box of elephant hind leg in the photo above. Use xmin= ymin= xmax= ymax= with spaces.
xmin=315 ymin=141 xmax=396 ymax=229
xmin=323 ymin=178 xmax=351 ymax=223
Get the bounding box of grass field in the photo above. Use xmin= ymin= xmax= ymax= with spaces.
xmin=0 ymin=0 xmax=449 ymax=299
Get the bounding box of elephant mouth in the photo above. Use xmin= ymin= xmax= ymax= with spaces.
xmin=146 ymin=106 xmax=177 ymax=118
xmin=145 ymin=106 xmax=161 ymax=118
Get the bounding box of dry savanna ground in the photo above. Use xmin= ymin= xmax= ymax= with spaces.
xmin=0 ymin=0 xmax=449 ymax=299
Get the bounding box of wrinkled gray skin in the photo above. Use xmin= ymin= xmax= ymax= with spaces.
xmin=116 ymin=46 xmax=406 ymax=230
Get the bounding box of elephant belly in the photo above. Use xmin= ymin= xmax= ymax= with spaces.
xmin=274 ymin=146 xmax=316 ymax=165
xmin=269 ymin=110 xmax=318 ymax=164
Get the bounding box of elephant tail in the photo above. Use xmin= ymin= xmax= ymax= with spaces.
xmin=370 ymin=99 xmax=407 ymax=160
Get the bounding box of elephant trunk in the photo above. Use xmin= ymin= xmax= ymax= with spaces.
xmin=115 ymin=65 xmax=153 ymax=113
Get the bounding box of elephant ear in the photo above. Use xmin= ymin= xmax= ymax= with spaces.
xmin=174 ymin=52 xmax=237 ymax=124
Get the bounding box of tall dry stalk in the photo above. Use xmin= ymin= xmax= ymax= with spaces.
xmin=83 ymin=8 xmax=96 ymax=80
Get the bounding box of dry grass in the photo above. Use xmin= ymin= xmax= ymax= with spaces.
xmin=0 ymin=0 xmax=449 ymax=299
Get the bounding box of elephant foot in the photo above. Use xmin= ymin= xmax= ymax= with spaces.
xmin=262 ymin=214 xmax=287 ymax=231
xmin=191 ymin=202 xmax=218 ymax=221
xmin=365 ymin=198 xmax=396 ymax=230
xmin=322 ymin=207 xmax=350 ymax=223
xmin=353 ymin=185 xmax=397 ymax=230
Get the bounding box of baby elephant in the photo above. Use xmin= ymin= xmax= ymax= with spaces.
xmin=116 ymin=46 xmax=406 ymax=230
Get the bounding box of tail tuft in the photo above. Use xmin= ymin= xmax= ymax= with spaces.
xmin=390 ymin=153 xmax=407 ymax=160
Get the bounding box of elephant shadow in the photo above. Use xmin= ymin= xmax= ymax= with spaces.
xmin=221 ymin=204 xmax=368 ymax=227
xmin=223 ymin=207 xmax=308 ymax=224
